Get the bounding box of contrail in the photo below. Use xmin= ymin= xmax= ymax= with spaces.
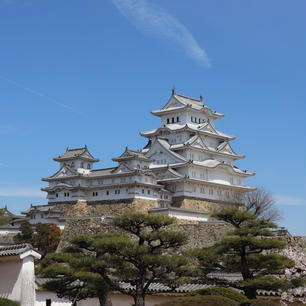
xmin=0 ymin=75 xmax=87 ymax=117
xmin=111 ymin=0 xmax=211 ymax=67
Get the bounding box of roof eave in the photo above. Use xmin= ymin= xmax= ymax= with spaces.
xmin=53 ymin=157 xmax=99 ymax=162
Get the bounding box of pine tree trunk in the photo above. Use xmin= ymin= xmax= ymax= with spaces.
xmin=133 ymin=288 xmax=145 ymax=306
xmin=244 ymin=288 xmax=257 ymax=300
xmin=98 ymin=291 xmax=112 ymax=306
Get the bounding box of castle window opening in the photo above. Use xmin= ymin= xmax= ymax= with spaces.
xmin=167 ymin=118 xmax=170 ymax=124
xmin=171 ymin=117 xmax=175 ymax=123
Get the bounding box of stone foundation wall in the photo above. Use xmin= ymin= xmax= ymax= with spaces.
xmin=172 ymin=196 xmax=244 ymax=217
xmin=58 ymin=217 xmax=306 ymax=253
xmin=56 ymin=199 xmax=159 ymax=217
xmin=58 ymin=218 xmax=232 ymax=251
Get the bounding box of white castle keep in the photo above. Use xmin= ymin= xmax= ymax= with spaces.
xmin=41 ymin=90 xmax=255 ymax=218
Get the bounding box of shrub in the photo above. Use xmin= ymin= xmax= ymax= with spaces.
xmin=0 ymin=298 xmax=19 ymax=306
xmin=187 ymin=286 xmax=248 ymax=303
xmin=155 ymin=295 xmax=239 ymax=306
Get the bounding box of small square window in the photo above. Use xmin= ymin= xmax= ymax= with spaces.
xmin=46 ymin=299 xmax=51 ymax=306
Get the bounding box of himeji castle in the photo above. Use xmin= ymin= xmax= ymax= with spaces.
xmin=41 ymin=89 xmax=255 ymax=222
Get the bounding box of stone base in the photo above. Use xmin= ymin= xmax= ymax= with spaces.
xmin=56 ymin=199 xmax=159 ymax=217
xmin=172 ymin=196 xmax=245 ymax=218
xmin=59 ymin=217 xmax=232 ymax=251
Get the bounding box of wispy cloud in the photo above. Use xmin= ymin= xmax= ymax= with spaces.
xmin=0 ymin=75 xmax=87 ymax=117
xmin=0 ymin=162 xmax=4 ymax=167
xmin=111 ymin=0 xmax=211 ymax=67
xmin=275 ymin=195 xmax=305 ymax=206
xmin=0 ymin=187 xmax=44 ymax=197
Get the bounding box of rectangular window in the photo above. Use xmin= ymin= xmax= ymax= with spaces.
xmin=46 ymin=299 xmax=51 ymax=306
xmin=209 ymin=189 xmax=213 ymax=195
xmin=167 ymin=118 xmax=170 ymax=124
xmin=177 ymin=116 xmax=179 ymax=122
xmin=142 ymin=189 xmax=145 ymax=194
xmin=171 ymin=117 xmax=175 ymax=123
xmin=106 ymin=190 xmax=109 ymax=195
xmin=191 ymin=116 xmax=193 ymax=122
xmin=147 ymin=190 xmax=150 ymax=195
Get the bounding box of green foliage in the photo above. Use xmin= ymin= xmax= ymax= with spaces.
xmin=186 ymin=286 xmax=248 ymax=303
xmin=244 ymin=299 xmax=280 ymax=306
xmin=40 ymin=251 xmax=110 ymax=304
xmin=40 ymin=213 xmax=190 ymax=306
xmin=156 ymin=295 xmax=239 ymax=306
xmin=34 ymin=223 xmax=61 ymax=254
xmin=14 ymin=221 xmax=61 ymax=255
xmin=0 ymin=298 xmax=19 ymax=306
xmin=14 ymin=221 xmax=33 ymax=243
xmin=193 ymin=209 xmax=295 ymax=299
xmin=0 ymin=208 xmax=12 ymax=226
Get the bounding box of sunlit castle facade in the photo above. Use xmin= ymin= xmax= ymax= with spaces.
xmin=41 ymin=89 xmax=255 ymax=217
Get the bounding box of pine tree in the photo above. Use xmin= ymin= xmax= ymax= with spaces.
xmin=39 ymin=254 xmax=111 ymax=306
xmin=14 ymin=221 xmax=33 ymax=243
xmin=193 ymin=209 xmax=295 ymax=299
xmin=40 ymin=213 xmax=190 ymax=306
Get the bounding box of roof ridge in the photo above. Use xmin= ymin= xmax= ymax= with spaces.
xmin=91 ymin=167 xmax=117 ymax=172
xmin=0 ymin=243 xmax=31 ymax=251
xmin=66 ymin=147 xmax=86 ymax=152
xmin=174 ymin=93 xmax=202 ymax=103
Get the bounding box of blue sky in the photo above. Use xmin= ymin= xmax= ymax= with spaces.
xmin=0 ymin=0 xmax=305 ymax=235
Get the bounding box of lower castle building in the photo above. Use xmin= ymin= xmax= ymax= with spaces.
xmin=40 ymin=90 xmax=255 ymax=221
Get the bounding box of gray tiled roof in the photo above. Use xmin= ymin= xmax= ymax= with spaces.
xmin=35 ymin=277 xmax=304 ymax=297
xmin=0 ymin=243 xmax=32 ymax=257
xmin=21 ymin=204 xmax=63 ymax=215
xmin=53 ymin=147 xmax=99 ymax=162
xmin=113 ymin=148 xmax=153 ymax=162
xmin=89 ymin=167 xmax=117 ymax=177
xmin=118 ymin=281 xmax=207 ymax=293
